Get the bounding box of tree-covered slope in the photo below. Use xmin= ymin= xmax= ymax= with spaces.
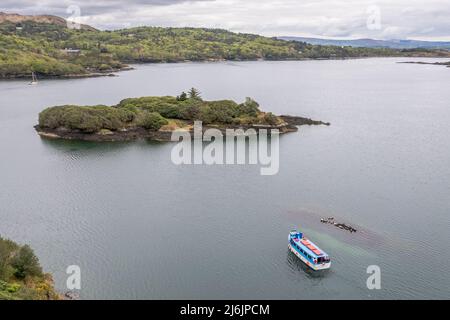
xmin=1 ymin=12 xmax=449 ymax=78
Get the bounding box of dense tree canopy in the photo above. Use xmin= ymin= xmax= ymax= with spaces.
xmin=38 ymin=91 xmax=282 ymax=133
xmin=2 ymin=20 xmax=447 ymax=78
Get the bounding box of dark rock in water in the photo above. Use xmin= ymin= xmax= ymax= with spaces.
xmin=320 ymin=218 xmax=357 ymax=233
xmin=280 ymin=115 xmax=330 ymax=126
xmin=64 ymin=291 xmax=80 ymax=300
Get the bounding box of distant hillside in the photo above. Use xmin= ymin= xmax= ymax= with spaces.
xmin=1 ymin=12 xmax=450 ymax=79
xmin=0 ymin=12 xmax=96 ymax=31
xmin=279 ymin=36 xmax=450 ymax=50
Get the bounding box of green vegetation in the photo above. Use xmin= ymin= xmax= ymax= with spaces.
xmin=38 ymin=89 xmax=283 ymax=134
xmin=138 ymin=112 xmax=169 ymax=130
xmin=2 ymin=18 xmax=449 ymax=78
xmin=0 ymin=236 xmax=59 ymax=300
xmin=39 ymin=105 xmax=135 ymax=132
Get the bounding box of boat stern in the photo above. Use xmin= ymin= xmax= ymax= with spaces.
xmin=311 ymin=262 xmax=331 ymax=271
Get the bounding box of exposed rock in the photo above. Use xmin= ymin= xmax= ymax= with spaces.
xmin=280 ymin=115 xmax=330 ymax=126
xmin=64 ymin=291 xmax=80 ymax=300
xmin=34 ymin=122 xmax=300 ymax=142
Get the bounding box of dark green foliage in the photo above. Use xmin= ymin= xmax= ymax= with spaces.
xmin=118 ymin=96 xmax=201 ymax=120
xmin=176 ymin=92 xmax=187 ymax=101
xmin=38 ymin=91 xmax=281 ymax=132
xmin=3 ymin=20 xmax=443 ymax=78
xmin=188 ymin=88 xmax=202 ymax=100
xmin=0 ymin=237 xmax=42 ymax=281
xmin=138 ymin=112 xmax=168 ymax=130
xmin=11 ymin=245 xmax=43 ymax=279
xmin=236 ymin=97 xmax=260 ymax=117
xmin=198 ymin=100 xmax=238 ymax=124
xmin=39 ymin=105 xmax=135 ymax=132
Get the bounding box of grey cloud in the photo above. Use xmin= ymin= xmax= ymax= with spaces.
xmin=1 ymin=0 xmax=449 ymax=40
xmin=1 ymin=0 xmax=210 ymax=15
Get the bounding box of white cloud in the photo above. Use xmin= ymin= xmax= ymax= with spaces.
xmin=3 ymin=0 xmax=450 ymax=40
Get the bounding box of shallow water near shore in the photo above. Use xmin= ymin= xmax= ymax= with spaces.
xmin=1 ymin=58 xmax=450 ymax=299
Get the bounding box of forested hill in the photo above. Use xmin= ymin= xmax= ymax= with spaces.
xmin=1 ymin=12 xmax=449 ymax=79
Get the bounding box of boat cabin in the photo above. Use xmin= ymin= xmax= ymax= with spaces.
xmin=289 ymin=231 xmax=330 ymax=265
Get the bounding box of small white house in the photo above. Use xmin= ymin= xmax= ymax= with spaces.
xmin=63 ymin=48 xmax=81 ymax=54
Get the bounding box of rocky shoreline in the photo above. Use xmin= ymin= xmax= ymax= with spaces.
xmin=398 ymin=61 xmax=450 ymax=67
xmin=35 ymin=115 xmax=329 ymax=142
xmin=0 ymin=66 xmax=134 ymax=80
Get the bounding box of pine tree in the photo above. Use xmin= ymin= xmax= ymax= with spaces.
xmin=177 ymin=91 xmax=187 ymax=101
xmin=188 ymin=88 xmax=202 ymax=100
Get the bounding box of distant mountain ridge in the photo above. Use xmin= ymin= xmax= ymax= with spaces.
xmin=0 ymin=12 xmax=96 ymax=31
xmin=279 ymin=36 xmax=450 ymax=50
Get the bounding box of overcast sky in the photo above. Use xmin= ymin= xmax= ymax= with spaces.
xmin=2 ymin=0 xmax=449 ymax=40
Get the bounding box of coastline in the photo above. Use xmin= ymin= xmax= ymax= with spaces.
xmin=398 ymin=61 xmax=450 ymax=67
xmin=0 ymin=66 xmax=134 ymax=80
xmin=2 ymin=55 xmax=450 ymax=80
xmin=35 ymin=116 xmax=330 ymax=142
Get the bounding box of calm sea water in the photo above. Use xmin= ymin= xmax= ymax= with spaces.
xmin=1 ymin=58 xmax=449 ymax=299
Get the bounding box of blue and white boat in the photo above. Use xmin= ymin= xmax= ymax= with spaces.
xmin=289 ymin=230 xmax=331 ymax=271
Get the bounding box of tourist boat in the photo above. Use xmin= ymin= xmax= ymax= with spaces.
xmin=29 ymin=71 xmax=38 ymax=85
xmin=288 ymin=230 xmax=331 ymax=270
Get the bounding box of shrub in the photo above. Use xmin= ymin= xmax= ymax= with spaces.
xmin=262 ymin=112 xmax=279 ymax=125
xmin=39 ymin=105 xmax=136 ymax=132
xmin=236 ymin=97 xmax=260 ymax=117
xmin=0 ymin=237 xmax=18 ymax=281
xmin=0 ymin=237 xmax=58 ymax=300
xmin=118 ymin=96 xmax=202 ymax=120
xmin=176 ymin=92 xmax=187 ymax=101
xmin=38 ymin=95 xmax=266 ymax=131
xmin=6 ymin=282 xmax=21 ymax=293
xmin=11 ymin=245 xmax=43 ymax=279
xmin=197 ymin=100 xmax=239 ymax=124
xmin=138 ymin=112 xmax=168 ymax=130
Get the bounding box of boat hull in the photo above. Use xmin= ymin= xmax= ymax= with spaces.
xmin=288 ymin=243 xmax=331 ymax=271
